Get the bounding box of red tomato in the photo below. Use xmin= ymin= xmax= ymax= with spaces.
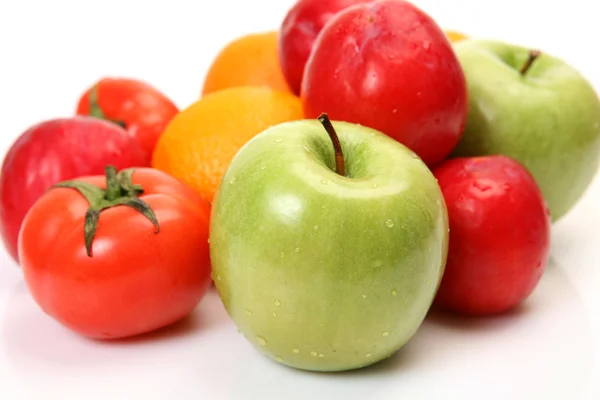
xmin=19 ymin=166 xmax=212 ymax=339
xmin=76 ymin=77 xmax=179 ymax=163
xmin=0 ymin=116 xmax=146 ymax=264
xmin=432 ymin=155 xmax=551 ymax=315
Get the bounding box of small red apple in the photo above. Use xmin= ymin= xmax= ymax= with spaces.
xmin=0 ymin=117 xmax=146 ymax=263
xmin=432 ymin=155 xmax=551 ymax=315
xmin=279 ymin=0 xmax=372 ymax=95
xmin=301 ymin=0 xmax=467 ymax=166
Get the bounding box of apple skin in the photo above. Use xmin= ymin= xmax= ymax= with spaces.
xmin=451 ymin=39 xmax=600 ymax=221
xmin=301 ymin=0 xmax=468 ymax=166
xmin=278 ymin=0 xmax=373 ymax=95
xmin=209 ymin=119 xmax=449 ymax=372
xmin=432 ymin=155 xmax=551 ymax=315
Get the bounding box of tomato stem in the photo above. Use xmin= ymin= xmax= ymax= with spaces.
xmin=88 ymin=85 xmax=127 ymax=129
xmin=105 ymin=165 xmax=121 ymax=201
xmin=317 ymin=113 xmax=346 ymax=177
xmin=54 ymin=166 xmax=160 ymax=257
xmin=520 ymin=50 xmax=541 ymax=76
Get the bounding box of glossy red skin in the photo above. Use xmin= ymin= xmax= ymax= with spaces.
xmin=301 ymin=0 xmax=468 ymax=166
xmin=0 ymin=117 xmax=146 ymax=264
xmin=279 ymin=0 xmax=372 ymax=94
xmin=432 ymin=155 xmax=551 ymax=315
xmin=76 ymin=77 xmax=179 ymax=164
xmin=19 ymin=168 xmax=212 ymax=340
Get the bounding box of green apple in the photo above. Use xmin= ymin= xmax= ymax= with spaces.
xmin=451 ymin=39 xmax=600 ymax=221
xmin=209 ymin=115 xmax=449 ymax=372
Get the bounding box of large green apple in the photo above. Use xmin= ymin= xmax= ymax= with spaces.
xmin=209 ymin=116 xmax=449 ymax=372
xmin=452 ymin=39 xmax=600 ymax=221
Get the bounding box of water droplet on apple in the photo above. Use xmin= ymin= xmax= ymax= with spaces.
xmin=473 ymin=180 xmax=491 ymax=191
xmin=385 ymin=219 xmax=395 ymax=228
xmin=383 ymin=331 xmax=389 ymax=337
xmin=423 ymin=40 xmax=431 ymax=50
xmin=313 ymin=225 xmax=319 ymax=231
xmin=365 ymin=353 xmax=372 ymax=358
xmin=274 ymin=299 xmax=281 ymax=307
xmin=295 ymin=247 xmax=300 ymax=253
xmin=257 ymin=336 xmax=267 ymax=346
xmin=372 ymin=183 xmax=378 ymax=188
xmin=318 ymin=353 xmax=324 ymax=358
xmin=302 ymin=146 xmax=311 ymax=153
xmin=416 ymin=91 xmax=422 ymax=97
xmin=503 ymin=183 xmax=512 ymax=191
xmin=274 ymin=138 xmax=284 ymax=143
xmin=280 ymin=252 xmax=285 ymax=258
xmin=275 ymin=356 xmax=283 ymax=362
xmin=391 ymin=289 xmax=397 ymax=296
xmin=392 ymin=109 xmax=398 ymax=114
xmin=230 ymin=177 xmax=236 ymax=184
xmin=216 ymin=275 xmax=221 ymax=281
xmin=293 ymin=348 xmax=300 ymax=354
xmin=320 ymin=179 xmax=328 ymax=185
xmin=260 ymin=165 xmax=267 ymax=170
xmin=311 ymin=351 xmax=318 ymax=357
xmin=245 ymin=309 xmax=252 ymax=316
xmin=272 ymin=312 xmax=277 ymax=318
xmin=362 ymin=294 xmax=367 ymax=299
xmin=426 ymin=280 xmax=431 ymax=284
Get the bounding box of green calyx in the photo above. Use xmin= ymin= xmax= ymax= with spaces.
xmin=54 ymin=165 xmax=160 ymax=257
xmin=88 ymin=85 xmax=127 ymax=129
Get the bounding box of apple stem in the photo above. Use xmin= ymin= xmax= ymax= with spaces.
xmin=318 ymin=113 xmax=346 ymax=177
xmin=520 ymin=50 xmax=541 ymax=76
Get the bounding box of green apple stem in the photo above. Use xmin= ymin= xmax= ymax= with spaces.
xmin=520 ymin=50 xmax=541 ymax=76
xmin=318 ymin=113 xmax=346 ymax=177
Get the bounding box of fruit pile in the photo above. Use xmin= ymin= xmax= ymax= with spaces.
xmin=1 ymin=0 xmax=599 ymax=374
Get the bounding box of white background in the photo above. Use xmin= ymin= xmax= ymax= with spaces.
xmin=0 ymin=0 xmax=598 ymax=399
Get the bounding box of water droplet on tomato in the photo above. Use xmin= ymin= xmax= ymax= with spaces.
xmin=274 ymin=138 xmax=284 ymax=143
xmin=320 ymin=179 xmax=328 ymax=185
xmin=365 ymin=353 xmax=372 ymax=358
xmin=311 ymin=351 xmax=318 ymax=357
xmin=391 ymin=289 xmax=397 ymax=296
xmin=382 ymin=331 xmax=389 ymax=337
xmin=245 ymin=309 xmax=252 ymax=316
xmin=318 ymin=353 xmax=324 ymax=358
xmin=274 ymin=299 xmax=281 ymax=307
xmin=275 ymin=355 xmax=283 ymax=362
xmin=313 ymin=225 xmax=319 ymax=231
xmin=293 ymin=348 xmax=300 ymax=354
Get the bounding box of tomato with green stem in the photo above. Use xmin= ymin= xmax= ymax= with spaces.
xmin=76 ymin=77 xmax=179 ymax=164
xmin=19 ymin=166 xmax=212 ymax=339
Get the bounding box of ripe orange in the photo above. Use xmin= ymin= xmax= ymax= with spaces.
xmin=446 ymin=30 xmax=468 ymax=43
xmin=152 ymin=86 xmax=303 ymax=202
xmin=202 ymin=31 xmax=291 ymax=96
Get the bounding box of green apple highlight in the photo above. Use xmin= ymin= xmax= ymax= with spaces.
xmin=209 ymin=115 xmax=449 ymax=372
xmin=452 ymin=39 xmax=600 ymax=221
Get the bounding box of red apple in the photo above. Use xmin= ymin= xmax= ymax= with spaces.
xmin=0 ymin=116 xmax=146 ymax=264
xmin=432 ymin=155 xmax=551 ymax=315
xmin=279 ymin=0 xmax=372 ymax=95
xmin=301 ymin=0 xmax=467 ymax=166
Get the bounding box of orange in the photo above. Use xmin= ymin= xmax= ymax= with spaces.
xmin=446 ymin=30 xmax=468 ymax=43
xmin=152 ymin=86 xmax=303 ymax=202
xmin=202 ymin=31 xmax=291 ymax=96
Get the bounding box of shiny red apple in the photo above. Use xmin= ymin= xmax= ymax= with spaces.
xmin=301 ymin=0 xmax=468 ymax=166
xmin=432 ymin=155 xmax=551 ymax=315
xmin=279 ymin=0 xmax=372 ymax=95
